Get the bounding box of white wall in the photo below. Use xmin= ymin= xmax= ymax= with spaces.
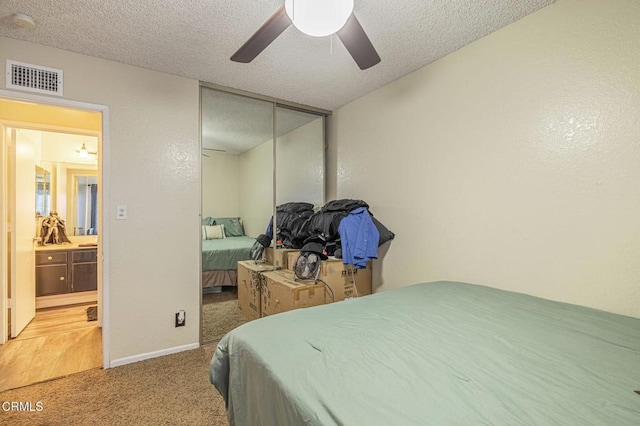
xmin=276 ymin=117 xmax=324 ymax=207
xmin=330 ymin=0 xmax=640 ymax=318
xmin=201 ymin=152 xmax=241 ymax=218
xmin=1 ymin=37 xmax=201 ymax=361
xmin=239 ymin=140 xmax=273 ymax=237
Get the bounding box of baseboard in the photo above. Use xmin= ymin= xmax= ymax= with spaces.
xmin=109 ymin=342 xmax=200 ymax=368
xmin=36 ymin=291 xmax=98 ymax=309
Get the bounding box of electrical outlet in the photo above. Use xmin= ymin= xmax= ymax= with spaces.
xmin=175 ymin=310 xmax=186 ymax=327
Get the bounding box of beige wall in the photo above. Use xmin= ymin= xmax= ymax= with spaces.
xmin=330 ymin=0 xmax=640 ymax=318
xmin=239 ymin=140 xmax=273 ymax=237
xmin=1 ymin=37 xmax=201 ymax=361
xmin=276 ymin=117 xmax=325 ymax=207
xmin=201 ymin=152 xmax=241 ymax=218
xmin=219 ymin=117 xmax=324 ymax=238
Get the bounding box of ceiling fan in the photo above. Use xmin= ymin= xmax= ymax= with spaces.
xmin=201 ymin=147 xmax=227 ymax=157
xmin=231 ymin=0 xmax=381 ymax=70
xmin=76 ymin=143 xmax=97 ymax=158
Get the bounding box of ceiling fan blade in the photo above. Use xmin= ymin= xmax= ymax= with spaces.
xmin=231 ymin=6 xmax=291 ymax=63
xmin=336 ymin=14 xmax=381 ymax=70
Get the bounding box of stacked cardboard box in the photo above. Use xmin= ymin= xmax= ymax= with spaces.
xmin=237 ymin=260 xmax=274 ymax=321
xmin=237 ymin=256 xmax=373 ymax=320
xmin=265 ymin=247 xmax=300 ymax=269
xmin=287 ymin=252 xmax=372 ymax=302
xmin=260 ymin=271 xmax=326 ymax=317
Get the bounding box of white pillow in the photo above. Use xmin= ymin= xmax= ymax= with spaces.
xmin=202 ymin=224 xmax=225 ymax=240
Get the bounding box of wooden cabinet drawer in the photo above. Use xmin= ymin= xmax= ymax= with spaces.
xmin=71 ymin=263 xmax=98 ymax=292
xmin=36 ymin=251 xmax=67 ymax=265
xmin=71 ymin=249 xmax=97 ymax=263
xmin=36 ymin=264 xmax=68 ymax=296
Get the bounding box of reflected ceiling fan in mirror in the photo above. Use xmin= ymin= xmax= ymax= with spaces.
xmin=231 ymin=0 xmax=381 ymax=70
xmin=201 ymin=147 xmax=227 ymax=158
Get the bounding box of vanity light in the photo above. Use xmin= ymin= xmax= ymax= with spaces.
xmin=284 ymin=0 xmax=354 ymax=37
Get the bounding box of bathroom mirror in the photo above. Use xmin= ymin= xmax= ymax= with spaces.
xmin=67 ymin=169 xmax=98 ymax=236
xmin=35 ymin=165 xmax=51 ymax=217
xmin=29 ymin=129 xmax=99 ymax=234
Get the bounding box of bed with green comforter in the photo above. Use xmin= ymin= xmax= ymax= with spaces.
xmin=210 ymin=281 xmax=640 ymax=425
xmin=201 ymin=236 xmax=255 ymax=271
xmin=201 ymin=236 xmax=255 ymax=288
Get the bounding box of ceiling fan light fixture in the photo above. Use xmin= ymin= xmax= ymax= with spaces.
xmin=77 ymin=143 xmax=97 ymax=158
xmin=78 ymin=143 xmax=89 ymax=158
xmin=284 ymin=0 xmax=354 ymax=37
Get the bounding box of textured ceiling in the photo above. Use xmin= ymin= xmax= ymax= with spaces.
xmin=0 ymin=0 xmax=555 ymax=111
xmin=201 ymin=87 xmax=321 ymax=153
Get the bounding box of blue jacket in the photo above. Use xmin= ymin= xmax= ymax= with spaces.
xmin=338 ymin=207 xmax=380 ymax=269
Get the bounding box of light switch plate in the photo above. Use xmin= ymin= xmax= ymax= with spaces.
xmin=116 ymin=205 xmax=127 ymax=220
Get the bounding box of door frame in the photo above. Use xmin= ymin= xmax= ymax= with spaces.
xmin=0 ymin=89 xmax=111 ymax=369
xmin=0 ymin=123 xmax=6 ymax=344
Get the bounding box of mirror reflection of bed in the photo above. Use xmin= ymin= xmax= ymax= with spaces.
xmin=200 ymin=86 xmax=325 ymax=344
xmin=200 ymin=216 xmax=258 ymax=342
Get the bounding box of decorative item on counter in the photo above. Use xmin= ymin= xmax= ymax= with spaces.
xmin=39 ymin=211 xmax=72 ymax=245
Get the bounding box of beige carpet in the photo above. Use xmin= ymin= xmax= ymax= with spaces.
xmin=202 ymin=289 xmax=248 ymax=343
xmin=0 ymin=344 xmax=228 ymax=425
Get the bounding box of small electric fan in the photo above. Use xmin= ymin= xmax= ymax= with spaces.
xmin=293 ymin=252 xmax=322 ymax=281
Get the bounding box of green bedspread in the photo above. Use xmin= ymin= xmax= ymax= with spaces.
xmin=211 ymin=281 xmax=640 ymax=425
xmin=201 ymin=236 xmax=255 ymax=271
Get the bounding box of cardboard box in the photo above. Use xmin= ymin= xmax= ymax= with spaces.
xmin=261 ymin=271 xmax=326 ymax=317
xmin=287 ymin=251 xmax=304 ymax=272
xmin=320 ymin=259 xmax=372 ymax=301
xmin=286 ymin=252 xmax=372 ymax=301
xmin=265 ymin=247 xmax=300 ymax=269
xmin=237 ymin=260 xmax=273 ymax=320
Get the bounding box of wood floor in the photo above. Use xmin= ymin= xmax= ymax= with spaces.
xmin=0 ymin=303 xmax=102 ymax=392
xmin=14 ymin=303 xmax=98 ymax=340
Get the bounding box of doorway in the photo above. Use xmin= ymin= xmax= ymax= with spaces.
xmin=0 ymin=96 xmax=107 ymax=391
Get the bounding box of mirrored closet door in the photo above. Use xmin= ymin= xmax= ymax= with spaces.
xmin=200 ymin=86 xmax=327 ymax=344
xmin=272 ymin=106 xmax=325 ymax=263
xmin=275 ymin=106 xmax=324 ymax=208
xmin=200 ymin=87 xmax=274 ymax=343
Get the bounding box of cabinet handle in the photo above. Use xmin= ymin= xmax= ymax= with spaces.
xmin=47 ymin=256 xmax=53 ymax=260
xmin=59 ymin=276 xmax=65 ymax=281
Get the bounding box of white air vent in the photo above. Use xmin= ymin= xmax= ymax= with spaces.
xmin=6 ymin=60 xmax=63 ymax=96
